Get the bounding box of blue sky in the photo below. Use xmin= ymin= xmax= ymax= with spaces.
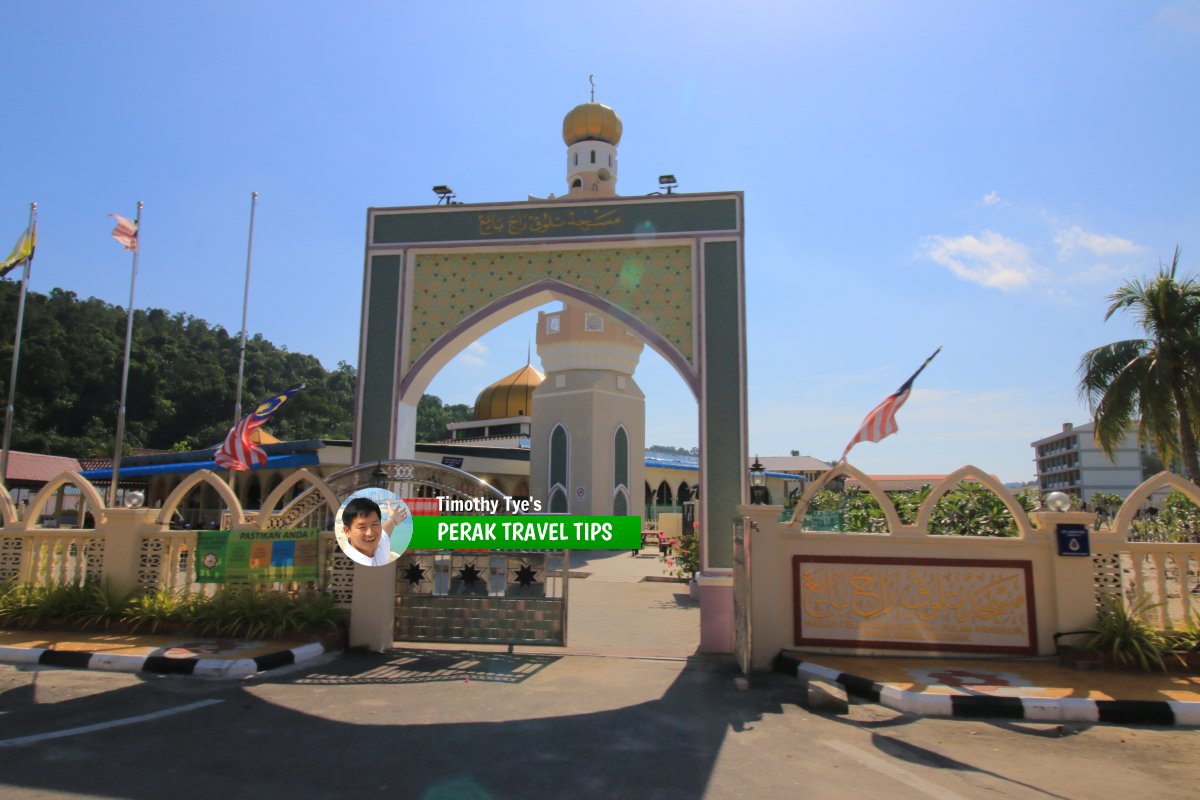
xmin=2 ymin=1 xmax=1198 ymax=482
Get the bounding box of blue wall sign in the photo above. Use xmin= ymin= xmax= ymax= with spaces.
xmin=1056 ymin=523 xmax=1091 ymax=557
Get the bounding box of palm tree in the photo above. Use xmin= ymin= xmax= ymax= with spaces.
xmin=1078 ymin=247 xmax=1200 ymax=485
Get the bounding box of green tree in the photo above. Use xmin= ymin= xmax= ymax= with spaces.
xmin=415 ymin=395 xmax=473 ymax=442
xmin=0 ymin=283 xmax=356 ymax=456
xmin=1079 ymin=248 xmax=1200 ymax=485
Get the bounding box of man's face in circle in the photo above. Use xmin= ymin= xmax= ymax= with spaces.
xmin=345 ymin=512 xmax=383 ymax=557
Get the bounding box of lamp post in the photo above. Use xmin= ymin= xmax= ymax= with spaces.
xmin=370 ymin=462 xmax=389 ymax=490
xmin=749 ymin=455 xmax=767 ymax=505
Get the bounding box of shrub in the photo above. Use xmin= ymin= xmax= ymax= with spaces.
xmin=659 ymin=532 xmax=700 ymax=581
xmin=1166 ymin=612 xmax=1200 ymax=653
xmin=289 ymin=592 xmax=345 ymax=632
xmin=123 ymin=588 xmax=200 ymax=633
xmin=1084 ymin=593 xmax=1171 ymax=672
xmin=78 ymin=581 xmax=135 ymax=630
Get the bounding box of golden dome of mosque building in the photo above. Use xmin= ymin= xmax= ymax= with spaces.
xmin=472 ymin=363 xmax=544 ymax=421
xmin=561 ymin=102 xmax=623 ymax=146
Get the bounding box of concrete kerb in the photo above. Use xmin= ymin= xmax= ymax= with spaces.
xmin=773 ymin=653 xmax=1200 ymax=727
xmin=0 ymin=639 xmax=336 ymax=680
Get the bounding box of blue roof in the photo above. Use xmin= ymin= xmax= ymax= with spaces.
xmin=643 ymin=453 xmax=804 ymax=479
xmin=78 ymin=452 xmax=318 ymax=480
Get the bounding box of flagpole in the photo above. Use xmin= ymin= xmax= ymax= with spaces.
xmin=900 ymin=345 xmax=942 ymax=391
xmin=0 ymin=202 xmax=37 ymax=486
xmin=108 ymin=201 xmax=142 ymax=508
xmin=233 ymin=191 xmax=258 ymax=427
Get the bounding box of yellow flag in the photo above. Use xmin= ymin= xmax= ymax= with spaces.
xmin=0 ymin=223 xmax=36 ymax=278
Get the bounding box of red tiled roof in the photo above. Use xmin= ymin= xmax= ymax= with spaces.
xmin=2 ymin=451 xmax=83 ymax=484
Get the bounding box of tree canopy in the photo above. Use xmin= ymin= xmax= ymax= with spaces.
xmin=416 ymin=395 xmax=474 ymax=442
xmin=0 ymin=283 xmax=356 ymax=457
xmin=1078 ymin=247 xmax=1200 ymax=484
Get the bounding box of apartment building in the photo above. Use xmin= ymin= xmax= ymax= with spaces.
xmin=1031 ymin=421 xmax=1144 ymax=501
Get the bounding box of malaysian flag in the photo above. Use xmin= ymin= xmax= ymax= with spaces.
xmin=841 ymin=347 xmax=941 ymax=462
xmin=215 ymin=385 xmax=305 ymax=471
xmin=109 ymin=214 xmax=138 ymax=251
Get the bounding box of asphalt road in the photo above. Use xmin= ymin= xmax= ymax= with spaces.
xmin=1 ymin=652 xmax=1197 ymax=800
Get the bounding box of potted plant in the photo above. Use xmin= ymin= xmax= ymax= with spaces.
xmin=659 ymin=531 xmax=701 ymax=597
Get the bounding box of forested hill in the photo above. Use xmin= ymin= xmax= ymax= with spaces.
xmin=0 ymin=283 xmax=356 ymax=458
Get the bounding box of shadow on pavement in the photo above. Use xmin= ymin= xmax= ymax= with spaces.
xmin=0 ymin=653 xmax=780 ymax=800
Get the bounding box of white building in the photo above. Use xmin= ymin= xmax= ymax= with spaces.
xmin=1031 ymin=421 xmax=1144 ymax=501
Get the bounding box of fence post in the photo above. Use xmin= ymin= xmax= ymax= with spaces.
xmin=1033 ymin=509 xmax=1105 ymax=645
xmin=100 ymin=508 xmax=155 ymax=593
xmin=349 ymin=560 xmax=398 ymax=651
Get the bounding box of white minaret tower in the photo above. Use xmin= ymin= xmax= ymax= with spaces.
xmin=561 ymin=76 xmax=622 ymax=199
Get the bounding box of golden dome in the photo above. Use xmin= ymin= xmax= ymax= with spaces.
xmin=473 ymin=363 xmax=544 ymax=421
xmin=562 ymin=102 xmax=623 ymax=146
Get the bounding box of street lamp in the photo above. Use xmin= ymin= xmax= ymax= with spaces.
xmin=749 ymin=455 xmax=767 ymax=505
xmin=370 ymin=462 xmax=389 ymax=490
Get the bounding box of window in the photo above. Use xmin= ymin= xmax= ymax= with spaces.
xmin=574 ymin=153 xmax=578 ymax=166
xmin=584 ymin=313 xmax=604 ymax=332
xmin=550 ymin=487 xmax=568 ymax=514
xmin=590 ymin=150 xmax=596 ymax=164
xmin=546 ymin=314 xmax=561 ymax=334
xmin=549 ymin=424 xmax=568 ymax=513
xmin=572 ymin=179 xmax=582 ymax=188
xmin=614 ymin=427 xmax=629 ymax=488
xmin=613 ymin=489 xmax=628 ymax=516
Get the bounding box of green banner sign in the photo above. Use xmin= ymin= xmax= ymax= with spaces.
xmin=195 ymin=528 xmax=319 ymax=583
xmin=371 ymin=197 xmax=739 ymax=245
xmin=408 ymin=516 xmax=641 ymax=550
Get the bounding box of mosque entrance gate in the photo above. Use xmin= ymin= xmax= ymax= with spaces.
xmin=353 ymin=193 xmax=746 ymax=652
xmin=354 ymin=91 xmax=746 ymax=652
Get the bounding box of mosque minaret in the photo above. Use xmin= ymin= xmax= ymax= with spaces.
xmin=561 ymin=80 xmax=622 ymax=199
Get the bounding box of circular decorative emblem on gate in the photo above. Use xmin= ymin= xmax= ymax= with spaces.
xmin=335 ymin=489 xmax=413 ymax=566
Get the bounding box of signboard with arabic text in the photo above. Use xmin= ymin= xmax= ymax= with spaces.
xmin=370 ymin=196 xmax=739 ymax=245
xmin=793 ymin=555 xmax=1037 ymax=654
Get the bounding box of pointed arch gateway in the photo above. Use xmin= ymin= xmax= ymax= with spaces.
xmin=24 ymin=472 xmax=108 ymax=530
xmin=357 ymin=192 xmax=746 ymax=650
xmin=158 ymin=470 xmax=246 ymax=528
xmin=915 ymin=465 xmax=1034 ymax=538
xmin=257 ymin=468 xmax=340 ymax=530
xmin=787 ymin=462 xmax=902 ymax=533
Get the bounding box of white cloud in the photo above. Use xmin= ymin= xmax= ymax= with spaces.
xmin=457 ymin=341 xmax=489 ymax=366
xmin=982 ymin=191 xmax=1001 ymax=206
xmin=1053 ymin=226 xmax=1141 ymax=261
xmin=918 ymin=231 xmax=1041 ymax=291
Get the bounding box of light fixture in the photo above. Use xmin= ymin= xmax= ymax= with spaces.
xmin=658 ymin=174 xmax=678 ymax=194
xmin=1045 ymin=491 xmax=1071 ymax=512
xmin=433 ymin=185 xmax=456 ymax=205
xmin=749 ymin=455 xmax=767 ymax=505
xmin=370 ymin=462 xmax=389 ymax=489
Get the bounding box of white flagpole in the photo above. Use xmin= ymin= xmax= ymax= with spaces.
xmin=233 ymin=191 xmax=258 ymax=427
xmin=229 ymin=192 xmax=258 ymax=490
xmin=108 ymin=201 xmax=143 ymax=508
xmin=0 ymin=202 xmax=37 ymax=485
